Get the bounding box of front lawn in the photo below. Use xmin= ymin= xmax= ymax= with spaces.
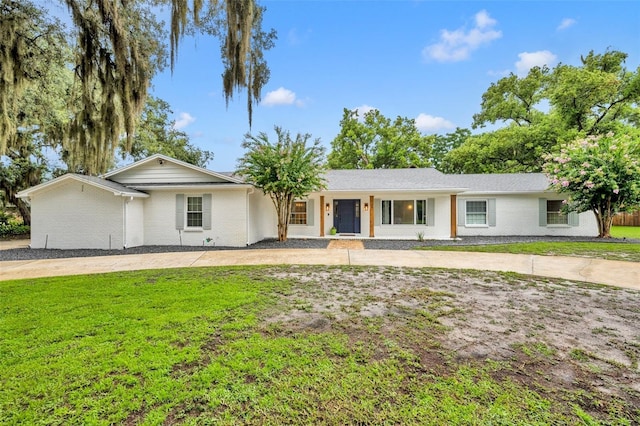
xmin=1 ymin=266 xmax=638 ymax=424
xmin=611 ymin=225 xmax=640 ymax=239
xmin=419 ymin=240 xmax=640 ymax=262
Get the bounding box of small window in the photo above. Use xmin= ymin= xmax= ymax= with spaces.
xmin=547 ymin=200 xmax=568 ymax=225
xmin=187 ymin=196 xmax=203 ymax=227
xmin=466 ymin=200 xmax=487 ymax=225
xmin=290 ymin=201 xmax=307 ymax=225
xmin=381 ymin=200 xmax=427 ymax=225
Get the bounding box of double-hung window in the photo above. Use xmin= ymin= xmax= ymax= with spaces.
xmin=465 ymin=200 xmax=487 ymax=226
xmin=186 ymin=196 xmax=203 ymax=228
xmin=176 ymin=193 xmax=211 ymax=231
xmin=381 ymin=200 xmax=427 ymax=225
xmin=290 ymin=201 xmax=308 ymax=225
xmin=546 ymin=200 xmax=568 ymax=225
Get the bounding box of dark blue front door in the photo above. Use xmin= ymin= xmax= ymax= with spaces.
xmin=333 ymin=200 xmax=361 ymax=234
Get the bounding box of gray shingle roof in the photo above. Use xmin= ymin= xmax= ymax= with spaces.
xmin=449 ymin=173 xmax=551 ymax=193
xmin=17 ymin=173 xmax=149 ymax=198
xmin=325 ymin=168 xmax=458 ymax=191
xmin=323 ymin=168 xmax=551 ymax=193
xmin=72 ymin=174 xmax=149 ymax=196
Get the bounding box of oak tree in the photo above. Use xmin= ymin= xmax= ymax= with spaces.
xmin=1 ymin=0 xmax=275 ymax=175
xmin=328 ymin=108 xmax=432 ymax=169
xmin=445 ymin=50 xmax=640 ymax=173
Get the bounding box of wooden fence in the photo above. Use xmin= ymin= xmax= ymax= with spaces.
xmin=613 ymin=211 xmax=640 ymax=226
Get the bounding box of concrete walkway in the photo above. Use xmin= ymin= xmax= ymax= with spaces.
xmin=0 ymin=238 xmax=29 ymax=250
xmin=1 ymin=248 xmax=638 ymax=290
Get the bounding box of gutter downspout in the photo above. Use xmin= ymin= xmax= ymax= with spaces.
xmin=122 ymin=196 xmax=127 ymax=249
xmin=246 ymin=187 xmax=254 ymax=246
xmin=120 ymin=193 xmax=134 ymax=249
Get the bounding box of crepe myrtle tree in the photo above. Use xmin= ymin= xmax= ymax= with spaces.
xmin=543 ymin=132 xmax=640 ymax=238
xmin=236 ymin=126 xmax=326 ymax=242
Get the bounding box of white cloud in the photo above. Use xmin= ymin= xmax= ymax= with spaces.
xmin=173 ymin=112 xmax=195 ymax=129
xmin=423 ymin=10 xmax=502 ymax=62
xmin=262 ymin=87 xmax=300 ymax=107
xmin=474 ymin=10 xmax=497 ymax=29
xmin=415 ymin=114 xmax=455 ymax=132
xmin=557 ymin=18 xmax=576 ymax=31
xmin=287 ymin=28 xmax=312 ymax=46
xmin=515 ymin=50 xmax=557 ymax=75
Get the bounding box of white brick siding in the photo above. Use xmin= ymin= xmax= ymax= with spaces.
xmin=142 ymin=189 xmax=250 ymax=247
xmin=457 ymin=195 xmax=598 ymax=237
xmin=29 ymin=179 xmax=124 ymax=249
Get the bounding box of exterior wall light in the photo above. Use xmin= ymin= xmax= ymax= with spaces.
xmin=325 ymin=203 xmax=331 ymax=212
xmin=364 ymin=203 xmax=369 ymax=211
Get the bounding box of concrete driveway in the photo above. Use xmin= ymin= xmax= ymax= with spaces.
xmin=1 ymin=246 xmax=638 ymax=290
xmin=0 ymin=238 xmax=29 ymax=250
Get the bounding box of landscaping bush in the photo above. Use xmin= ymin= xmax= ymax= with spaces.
xmin=0 ymin=221 xmax=30 ymax=238
xmin=0 ymin=211 xmax=11 ymax=225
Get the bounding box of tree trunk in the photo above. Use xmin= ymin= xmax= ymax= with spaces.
xmin=277 ymin=223 xmax=287 ymax=242
xmin=600 ymin=214 xmax=614 ymax=238
xmin=272 ymin=194 xmax=292 ymax=242
xmin=15 ymin=198 xmax=31 ymax=226
xmin=595 ymin=208 xmax=614 ymax=238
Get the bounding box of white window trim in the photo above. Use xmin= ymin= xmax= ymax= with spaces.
xmin=185 ymin=195 xmax=204 ymax=230
xmin=381 ymin=199 xmax=427 ymax=225
xmin=465 ymin=199 xmax=489 ymax=227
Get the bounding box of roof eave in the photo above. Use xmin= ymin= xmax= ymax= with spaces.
xmin=16 ymin=174 xmax=149 ymax=199
xmin=112 ymin=191 xmax=150 ymax=198
xmin=103 ymin=154 xmax=245 ymax=184
xmin=127 ymin=183 xmax=253 ymax=191
xmin=323 ymin=187 xmax=469 ymax=193
xmin=459 ymin=189 xmax=552 ymax=195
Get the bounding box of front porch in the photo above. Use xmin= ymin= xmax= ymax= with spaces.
xmin=316 ymin=194 xmax=459 ymax=239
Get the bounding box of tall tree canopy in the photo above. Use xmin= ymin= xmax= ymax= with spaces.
xmin=443 ymin=49 xmax=640 ymax=173
xmin=328 ymin=108 xmax=432 ymax=169
xmin=1 ymin=0 xmax=275 ymax=175
xmin=0 ymin=1 xmax=73 ymax=224
xmin=429 ymin=127 xmax=470 ymax=171
xmin=0 ymin=0 xmax=68 ymax=153
xmin=442 ymin=117 xmax=573 ymax=173
xmin=236 ymin=126 xmax=326 ymax=242
xmin=62 ymin=0 xmax=166 ymax=175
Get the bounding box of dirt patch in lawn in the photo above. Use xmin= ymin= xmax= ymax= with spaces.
xmin=262 ymin=265 xmax=640 ymax=421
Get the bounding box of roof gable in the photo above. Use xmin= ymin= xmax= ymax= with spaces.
xmin=104 ymin=154 xmax=244 ymax=185
xmin=17 ymin=174 xmax=149 ymax=198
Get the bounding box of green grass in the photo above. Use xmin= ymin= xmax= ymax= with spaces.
xmin=611 ymin=225 xmax=640 ymax=239
xmin=418 ymin=240 xmax=640 ymax=262
xmin=415 ymin=226 xmax=640 ymax=261
xmin=0 ymin=267 xmax=631 ymax=424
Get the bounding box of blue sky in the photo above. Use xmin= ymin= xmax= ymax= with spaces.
xmin=152 ymin=1 xmax=640 ymax=171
